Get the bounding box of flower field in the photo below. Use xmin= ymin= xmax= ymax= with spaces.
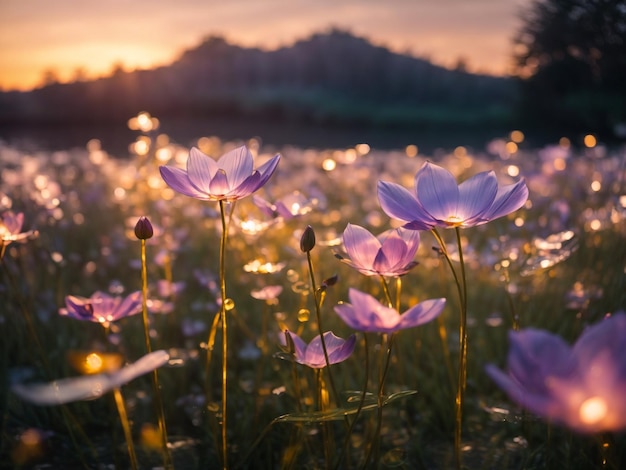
xmin=1 ymin=120 xmax=625 ymax=469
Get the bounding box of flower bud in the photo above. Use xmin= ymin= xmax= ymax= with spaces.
xmin=300 ymin=225 xmax=316 ymax=253
xmin=323 ymin=274 xmax=339 ymax=288
xmin=134 ymin=216 xmax=154 ymax=240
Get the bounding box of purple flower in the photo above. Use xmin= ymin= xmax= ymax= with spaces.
xmin=284 ymin=331 xmax=356 ymax=369
xmin=378 ymin=161 xmax=528 ymax=230
xmin=0 ymin=211 xmax=36 ymax=244
xmin=486 ymin=313 xmax=626 ymax=433
xmin=250 ymin=285 xmax=283 ymax=301
xmin=60 ymin=291 xmax=143 ymax=326
xmin=253 ymin=191 xmax=315 ymax=220
xmin=336 ymin=223 xmax=419 ymax=277
xmin=334 ymin=288 xmax=446 ymax=334
xmin=159 ymin=146 xmax=280 ymax=202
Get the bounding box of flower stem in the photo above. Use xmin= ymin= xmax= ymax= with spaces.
xmin=363 ymin=333 xmax=395 ymax=469
xmin=317 ymin=369 xmax=332 ymax=470
xmin=454 ymin=228 xmax=468 ymax=470
xmin=113 ymin=387 xmax=138 ymax=470
xmin=431 ymin=228 xmax=467 ymax=470
xmin=140 ymin=239 xmax=173 ymax=469
xmin=335 ymin=333 xmax=369 ymax=470
xmin=306 ymin=251 xmax=340 ymax=406
xmin=218 ymin=199 xmax=229 ymax=470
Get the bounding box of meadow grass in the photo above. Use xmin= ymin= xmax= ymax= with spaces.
xmin=1 ymin=130 xmax=625 ymax=469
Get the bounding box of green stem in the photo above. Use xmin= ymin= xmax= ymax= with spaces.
xmin=431 ymin=228 xmax=468 ymax=470
xmin=335 ymin=333 xmax=370 ymax=470
xmin=140 ymin=239 xmax=173 ymax=469
xmin=113 ymin=387 xmax=138 ymax=470
xmin=363 ymin=333 xmax=395 ymax=469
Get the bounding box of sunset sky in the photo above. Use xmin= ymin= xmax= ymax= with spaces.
xmin=0 ymin=0 xmax=529 ymax=91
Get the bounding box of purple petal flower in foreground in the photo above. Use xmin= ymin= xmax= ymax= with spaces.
xmin=12 ymin=350 xmax=169 ymax=405
xmin=159 ymin=146 xmax=280 ymax=202
xmin=336 ymin=223 xmax=420 ymax=277
xmin=60 ymin=291 xmax=143 ymax=326
xmin=334 ymin=288 xmax=446 ymax=334
xmin=285 ymin=331 xmax=356 ymax=369
xmin=486 ymin=313 xmax=626 ymax=433
xmin=378 ymin=161 xmax=528 ymax=230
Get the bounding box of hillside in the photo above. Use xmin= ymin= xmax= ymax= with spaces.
xmin=0 ymin=29 xmax=517 ymax=128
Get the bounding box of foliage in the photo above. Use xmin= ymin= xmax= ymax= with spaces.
xmin=514 ymin=0 xmax=626 ymax=136
xmin=1 ymin=129 xmax=625 ymax=468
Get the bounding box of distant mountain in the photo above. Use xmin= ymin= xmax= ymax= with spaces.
xmin=0 ymin=29 xmax=518 ymax=128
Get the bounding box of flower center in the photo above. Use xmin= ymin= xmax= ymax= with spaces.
xmin=443 ymin=215 xmax=464 ymax=227
xmin=579 ymin=396 xmax=608 ymax=425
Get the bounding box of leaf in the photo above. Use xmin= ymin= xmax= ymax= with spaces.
xmin=274 ymin=390 xmax=417 ymax=424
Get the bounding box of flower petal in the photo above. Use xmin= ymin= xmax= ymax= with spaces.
xmin=373 ymin=237 xmax=407 ymax=274
xmin=507 ymin=329 xmax=575 ymax=393
xmin=414 ymin=162 xmax=461 ymax=222
xmin=114 ymin=291 xmax=143 ymax=321
xmin=209 ymin=169 xmax=231 ymax=197
xmin=457 ymin=171 xmax=498 ymax=223
xmin=572 ymin=314 xmax=626 ymax=373
xmin=285 ymin=331 xmax=307 ymax=360
xmin=396 ymin=298 xmax=446 ymax=330
xmin=342 ymin=224 xmax=380 ymax=272
xmin=160 ymin=166 xmax=209 ymax=200
xmin=485 ymin=364 xmax=555 ymax=418
xmin=303 ymin=335 xmax=329 ymax=368
xmin=326 ymin=333 xmax=356 ymax=365
xmin=479 ymin=179 xmax=529 ymax=223
xmin=334 ymin=303 xmax=366 ymax=331
xmin=218 ymin=146 xmax=254 ymax=189
xmin=111 ymin=350 xmax=170 ymax=388
xmin=12 ymin=350 xmax=169 ymax=405
xmin=377 ymin=181 xmax=434 ymax=229
xmin=252 ymin=154 xmax=281 ymax=190
xmin=187 ymin=147 xmax=218 ymax=191
xmin=230 ymin=171 xmax=262 ymax=199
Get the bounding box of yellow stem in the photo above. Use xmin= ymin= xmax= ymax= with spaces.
xmin=140 ymin=239 xmax=173 ymax=469
xmin=218 ymin=200 xmax=229 ymax=470
xmin=113 ymin=387 xmax=138 ymax=470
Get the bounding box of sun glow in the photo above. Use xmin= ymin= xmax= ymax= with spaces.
xmin=579 ymin=396 xmax=608 ymax=425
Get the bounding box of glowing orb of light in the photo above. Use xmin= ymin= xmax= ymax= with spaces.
xmin=579 ymin=396 xmax=608 ymax=425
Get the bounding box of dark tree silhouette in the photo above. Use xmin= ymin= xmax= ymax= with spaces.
xmin=514 ymin=0 xmax=626 ymax=137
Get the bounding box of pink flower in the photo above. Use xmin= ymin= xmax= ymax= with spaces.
xmin=0 ymin=211 xmax=36 ymax=244
xmin=486 ymin=313 xmax=626 ymax=433
xmin=160 ymin=146 xmax=280 ymax=202
xmin=60 ymin=291 xmax=142 ymax=327
xmin=334 ymin=288 xmax=445 ymax=334
xmin=336 ymin=223 xmax=419 ymax=277
xmin=378 ymin=161 xmax=528 ymax=230
xmin=284 ymin=331 xmax=356 ymax=369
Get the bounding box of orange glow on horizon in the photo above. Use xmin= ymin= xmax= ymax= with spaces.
xmin=0 ymin=1 xmax=528 ymax=91
xmin=0 ymin=43 xmax=175 ymax=91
